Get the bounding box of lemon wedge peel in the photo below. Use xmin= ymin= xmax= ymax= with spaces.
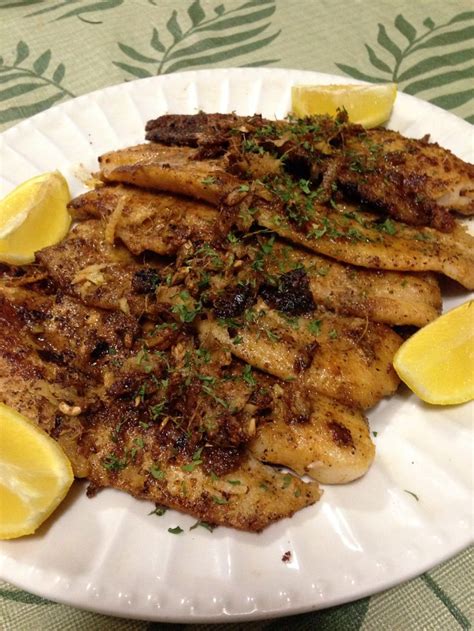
xmin=0 ymin=403 xmax=74 ymax=540
xmin=393 ymin=301 xmax=474 ymax=406
xmin=0 ymin=171 xmax=71 ymax=265
xmin=291 ymin=83 xmax=398 ymax=128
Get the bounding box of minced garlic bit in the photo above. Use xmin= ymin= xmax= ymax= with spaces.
xmin=58 ymin=402 xmax=82 ymax=416
xmin=105 ymin=193 xmax=128 ymax=244
xmin=71 ymin=263 xmax=107 ymax=286
xmin=118 ymin=297 xmax=130 ymax=315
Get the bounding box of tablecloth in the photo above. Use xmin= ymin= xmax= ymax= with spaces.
xmin=0 ymin=1 xmax=473 ymax=629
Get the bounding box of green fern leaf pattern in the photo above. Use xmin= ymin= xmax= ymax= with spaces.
xmin=114 ymin=0 xmax=280 ymax=78
xmin=0 ymin=0 xmax=125 ymax=23
xmin=0 ymin=42 xmax=74 ymax=124
xmin=335 ymin=11 xmax=474 ymax=119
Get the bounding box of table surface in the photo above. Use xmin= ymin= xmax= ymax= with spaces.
xmin=0 ymin=1 xmax=473 ymax=629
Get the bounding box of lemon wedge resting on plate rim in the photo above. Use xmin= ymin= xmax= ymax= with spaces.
xmin=0 ymin=403 xmax=74 ymax=539
xmin=0 ymin=171 xmax=71 ymax=265
xmin=393 ymin=300 xmax=474 ymax=405
xmin=291 ymin=83 xmax=397 ymax=128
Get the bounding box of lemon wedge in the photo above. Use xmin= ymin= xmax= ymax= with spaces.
xmin=393 ymin=301 xmax=474 ymax=405
xmin=0 ymin=171 xmax=71 ymax=265
xmin=291 ymin=83 xmax=397 ymax=128
xmin=0 ymin=403 xmax=74 ymax=539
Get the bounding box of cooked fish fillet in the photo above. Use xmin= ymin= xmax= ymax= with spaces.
xmin=0 ymin=292 xmax=90 ymax=476
xmin=97 ymin=143 xmax=474 ymax=289
xmin=250 ymin=389 xmax=374 ymax=484
xmin=0 ymin=286 xmax=320 ymax=530
xmin=144 ymin=112 xmax=474 ymax=229
xmin=36 ymin=220 xmax=166 ymax=317
xmin=267 ymin=241 xmax=441 ymax=327
xmin=80 ymin=403 xmax=321 ymax=532
xmin=68 ymin=185 xmax=219 ymax=256
xmin=257 ymin=202 xmax=474 ymax=290
xmin=70 ymin=186 xmax=442 ymax=327
xmin=198 ymin=298 xmax=402 ymax=409
xmin=338 ymin=127 xmax=474 ymax=227
xmin=99 ymin=143 xmax=238 ymax=205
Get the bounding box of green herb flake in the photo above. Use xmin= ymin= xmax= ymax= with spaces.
xmin=201 ymin=176 xmax=216 ymax=185
xmin=404 ymin=490 xmax=419 ymax=501
xmin=148 ymin=505 xmax=167 ymax=517
xmin=149 ymin=464 xmax=165 ymax=480
xmin=238 ymin=184 xmax=250 ymax=192
xmin=168 ymin=526 xmax=184 ymax=534
xmin=242 ymin=364 xmax=256 ymax=387
xmin=282 ymin=474 xmax=292 ymax=489
xmin=211 ymin=495 xmax=229 ymax=505
xmin=376 ymin=218 xmax=397 ymax=236
xmin=102 ymin=454 xmax=128 ymax=472
xmin=190 ymin=520 xmax=216 ymax=532
xmin=308 ymin=319 xmax=322 ymax=335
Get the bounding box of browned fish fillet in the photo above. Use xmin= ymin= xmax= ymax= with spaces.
xmin=70 ymin=186 xmax=441 ymax=327
xmin=144 ymin=112 xmax=474 ymax=229
xmin=68 ymin=186 xmax=219 ymax=256
xmin=80 ymin=402 xmax=321 ymax=532
xmin=0 ymin=286 xmax=320 ymax=531
xmin=198 ymin=298 xmax=402 ymax=409
xmin=250 ymin=389 xmax=374 ymax=484
xmin=36 ymin=220 xmax=166 ymax=317
xmin=0 ymin=292 xmax=90 ymax=476
xmin=266 ymin=240 xmax=441 ymax=327
xmin=338 ymin=127 xmax=474 ymax=226
xmin=99 ymin=143 xmax=238 ymax=205
xmin=256 ymin=202 xmax=474 ymax=290
xmin=97 ymin=143 xmax=474 ymax=289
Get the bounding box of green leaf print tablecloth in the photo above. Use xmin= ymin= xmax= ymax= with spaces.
xmin=0 ymin=1 xmax=473 ymax=629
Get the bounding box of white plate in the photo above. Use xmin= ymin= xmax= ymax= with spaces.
xmin=0 ymin=68 xmax=472 ymax=623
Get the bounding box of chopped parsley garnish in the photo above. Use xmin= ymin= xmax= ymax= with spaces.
xmin=242 ymin=364 xmax=256 ymax=387
xmin=308 ymin=319 xmax=322 ymax=335
xmin=168 ymin=526 xmax=184 ymax=534
xmin=211 ymin=495 xmax=229 ymax=505
xmin=376 ymin=218 xmax=397 ymax=235
xmin=149 ymin=505 xmax=167 ymax=517
xmin=190 ymin=520 xmax=216 ymax=532
xmin=103 ymin=454 xmax=128 ymax=472
xmin=201 ymin=176 xmax=216 ymax=185
xmin=149 ymin=464 xmax=165 ymax=480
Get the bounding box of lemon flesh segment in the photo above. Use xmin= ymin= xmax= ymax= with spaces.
xmin=291 ymin=83 xmax=397 ymax=128
xmin=0 ymin=171 xmax=71 ymax=265
xmin=0 ymin=403 xmax=74 ymax=539
xmin=393 ymin=301 xmax=474 ymax=405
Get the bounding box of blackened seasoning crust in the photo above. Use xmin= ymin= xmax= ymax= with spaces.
xmin=131 ymin=268 xmax=161 ymax=294
xmin=260 ymin=268 xmax=315 ymax=316
xmin=213 ymin=283 xmax=256 ymax=319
